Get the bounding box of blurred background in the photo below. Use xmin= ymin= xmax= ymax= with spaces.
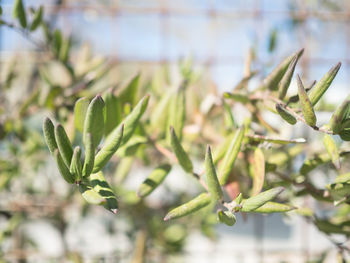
xmin=0 ymin=0 xmax=349 ymax=262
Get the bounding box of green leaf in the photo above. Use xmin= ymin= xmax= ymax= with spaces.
xmin=13 ymin=0 xmax=27 ymax=28
xmin=323 ymin=134 xmax=340 ymax=169
xmin=43 ymin=117 xmax=58 ymax=154
xmin=205 ymin=145 xmax=223 ymax=201
xmin=54 ymin=124 xmax=73 ymax=167
xmin=170 ymin=127 xmax=193 ymax=173
xmin=69 ymin=146 xmax=82 ymax=181
xmin=150 ymin=92 xmax=172 ymax=133
xmin=164 ymin=193 xmax=211 ymax=221
xmin=297 ymin=74 xmax=316 ymax=127
xmin=261 ymin=48 xmax=304 ymax=90
xmin=79 ymin=184 xmax=105 ymax=205
xmin=326 ymin=183 xmax=350 ymax=201
xmin=119 ymin=73 xmax=140 ymax=105
xmin=90 ymin=172 xmax=118 ymax=214
xmin=241 ymin=187 xmax=284 ymax=212
xmin=114 ymin=157 xmax=134 ymax=183
xmin=82 ymin=133 xmax=95 ymax=178
xmin=334 ymin=172 xmax=350 ymax=184
xmin=212 ymin=133 xmax=234 ymax=165
xmin=137 ymin=164 xmax=171 ymax=198
xmin=300 ymin=150 xmax=350 ymax=175
xmin=329 ymin=94 xmax=350 ymax=134
xmin=219 ymin=127 xmax=245 ymax=185
xmin=116 ymin=135 xmax=147 ymax=158
xmin=278 ymin=55 xmax=298 ymax=99
xmin=308 ymin=62 xmax=341 ymax=106
xmin=29 ymin=6 xmax=43 ymax=31
xmin=54 ymin=149 xmax=75 ymax=184
xmin=315 ymin=219 xmax=350 ymax=235
xmin=83 ymin=95 xmax=105 ymax=148
xmin=223 ymin=99 xmax=235 ymax=128
xmin=223 ymin=92 xmax=249 ymax=104
xmin=275 ymin=104 xmax=297 ymax=125
xmin=93 ymin=125 xmax=124 ymax=173
xmin=248 ymin=134 xmax=305 ymax=145
xmin=103 ymin=90 xmax=122 ymax=136
xmin=74 ymin=97 xmax=90 ymax=133
xmin=167 ymin=88 xmax=186 ymax=141
xmin=59 ymin=37 xmax=71 ymax=63
xmin=252 ymin=148 xmax=265 ymax=195
xmin=268 ymin=28 xmax=278 ymax=53
xmin=252 ymin=202 xmax=296 ymax=213
xmin=120 ymin=95 xmax=149 ymax=146
xmin=300 ymin=152 xmax=331 ymax=175
xmin=217 ymin=210 xmax=236 ymax=226
xmin=339 ymin=128 xmax=350 ymax=141
xmin=53 ymin=29 xmax=62 ymax=57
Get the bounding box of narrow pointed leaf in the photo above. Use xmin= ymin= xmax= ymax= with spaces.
xmin=59 ymin=37 xmax=71 ymax=63
xmin=286 ymin=80 xmax=316 ymax=105
xmin=54 ymin=124 xmax=73 ymax=167
xmin=120 ymin=95 xmax=149 ymax=145
xmin=83 ymin=95 xmax=105 ymax=148
xmin=74 ymin=97 xmax=90 ymax=133
xmin=213 ymin=133 xmax=234 ymax=165
xmin=103 ymin=90 xmax=122 ymax=136
xmin=120 ymin=73 xmax=140 ymax=105
xmin=323 ymin=134 xmax=340 ymax=169
xmin=297 ymin=75 xmax=316 ymax=127
xmin=114 ymin=157 xmax=134 ymax=183
xmin=241 ymin=187 xmax=284 ymax=212
xmin=300 ymin=152 xmax=331 ymax=175
xmin=167 ymin=88 xmax=186 ymax=141
xmin=205 ymin=145 xmax=223 ymax=201
xmin=329 ymin=94 xmax=350 ymax=134
xmin=13 ymin=0 xmax=27 ymax=28
xmin=43 ymin=117 xmax=58 ymax=154
xmin=79 ymin=184 xmax=105 ymax=205
xmin=278 ymin=55 xmax=298 ymax=99
xmin=219 ymin=127 xmax=245 ymax=185
xmin=252 ymin=202 xmax=296 ymax=213
xmin=217 ymin=210 xmax=236 ymax=226
xmin=308 ymin=62 xmax=341 ymax=106
xmin=70 ymin=146 xmax=82 ymax=181
xmin=223 ymin=92 xmax=249 ymax=103
xmin=223 ymin=99 xmax=235 ymax=128
xmin=90 ymin=172 xmax=118 ymax=214
xmin=30 ymin=6 xmax=43 ymax=31
xmin=339 ymin=128 xmax=350 ymax=141
xmin=252 ymin=148 xmax=265 ymax=195
xmin=150 ymin=92 xmax=172 ymax=133
xmin=116 ymin=135 xmax=147 ymax=158
xmin=164 ymin=193 xmax=211 ymax=221
xmin=83 ymin=133 xmax=95 ymax=177
xmin=261 ymin=48 xmax=303 ymax=90
xmin=170 ymin=127 xmax=193 ymax=173
xmin=54 ymin=149 xmax=75 ymax=184
xmin=275 ymin=103 xmax=297 ymax=125
xmin=248 ymin=134 xmax=305 ymax=145
xmin=93 ymin=125 xmax=124 ymax=173
xmin=137 ymin=164 xmax=171 ymax=198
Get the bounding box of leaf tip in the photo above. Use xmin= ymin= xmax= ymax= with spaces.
xmin=110 ymin=208 xmax=118 ymax=214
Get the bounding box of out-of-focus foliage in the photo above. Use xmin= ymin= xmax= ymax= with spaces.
xmin=0 ymin=0 xmax=350 ymax=262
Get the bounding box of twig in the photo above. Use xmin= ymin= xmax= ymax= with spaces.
xmin=250 ymin=92 xmax=334 ymax=134
xmin=147 ymin=136 xmax=209 ymax=191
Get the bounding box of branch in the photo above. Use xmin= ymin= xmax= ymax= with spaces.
xmin=250 ymin=92 xmax=334 ymax=134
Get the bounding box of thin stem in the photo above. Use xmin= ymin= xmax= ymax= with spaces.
xmin=250 ymin=92 xmax=334 ymax=134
